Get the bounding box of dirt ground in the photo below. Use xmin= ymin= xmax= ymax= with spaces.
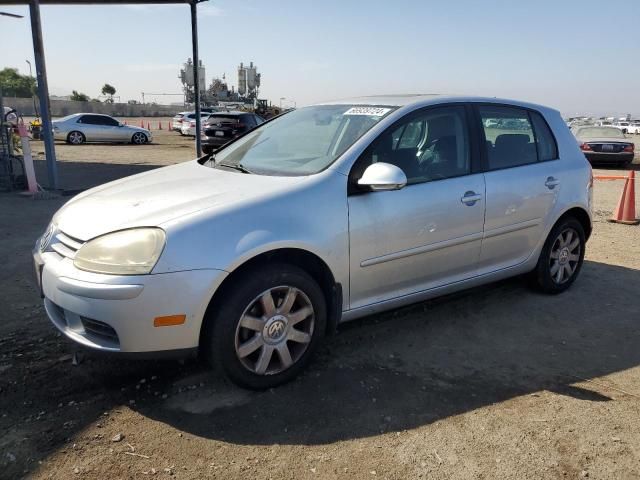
xmin=1 ymin=123 xmax=639 ymax=479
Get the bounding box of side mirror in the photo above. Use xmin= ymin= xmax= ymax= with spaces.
xmin=357 ymin=162 xmax=407 ymax=191
xmin=118 ymin=123 xmax=124 ymax=127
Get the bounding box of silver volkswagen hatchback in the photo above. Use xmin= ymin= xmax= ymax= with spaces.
xmin=34 ymin=95 xmax=592 ymax=389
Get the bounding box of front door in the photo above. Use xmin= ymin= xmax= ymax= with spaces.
xmin=348 ymin=105 xmax=486 ymax=309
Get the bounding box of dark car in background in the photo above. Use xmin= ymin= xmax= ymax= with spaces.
xmin=572 ymin=126 xmax=635 ymax=167
xmin=202 ymin=112 xmax=265 ymax=154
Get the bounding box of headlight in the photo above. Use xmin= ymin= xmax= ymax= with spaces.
xmin=74 ymin=228 xmax=165 ymax=275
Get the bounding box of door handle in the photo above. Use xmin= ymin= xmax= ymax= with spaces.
xmin=545 ymin=176 xmax=560 ymax=189
xmin=461 ymin=191 xmax=482 ymax=206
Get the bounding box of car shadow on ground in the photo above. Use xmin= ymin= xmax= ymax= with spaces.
xmin=136 ymin=259 xmax=640 ymax=445
xmin=33 ymin=158 xmax=160 ymax=191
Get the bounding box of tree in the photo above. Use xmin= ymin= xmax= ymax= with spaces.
xmin=101 ymin=83 xmax=116 ymax=103
xmin=70 ymin=90 xmax=89 ymax=102
xmin=0 ymin=68 xmax=36 ymax=97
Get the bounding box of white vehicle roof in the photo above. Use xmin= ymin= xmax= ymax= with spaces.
xmin=316 ymin=94 xmax=558 ymax=114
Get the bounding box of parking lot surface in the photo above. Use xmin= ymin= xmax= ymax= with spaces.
xmin=1 ymin=126 xmax=639 ymax=479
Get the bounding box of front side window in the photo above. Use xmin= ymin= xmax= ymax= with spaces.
xmin=356 ymin=105 xmax=471 ymax=184
xmin=208 ymin=105 xmax=396 ymax=176
xmin=101 ymin=116 xmax=119 ymax=127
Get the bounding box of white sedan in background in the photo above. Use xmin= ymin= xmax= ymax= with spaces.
xmin=180 ymin=112 xmax=212 ymax=136
xmin=53 ymin=113 xmax=152 ymax=145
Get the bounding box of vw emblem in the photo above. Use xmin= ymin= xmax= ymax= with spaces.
xmin=39 ymin=223 xmax=55 ymax=252
xmin=268 ymin=321 xmax=285 ymax=339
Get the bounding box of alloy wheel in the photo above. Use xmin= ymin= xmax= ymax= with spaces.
xmin=68 ymin=132 xmax=84 ymax=144
xmin=132 ymin=132 xmax=147 ymax=144
xmin=234 ymin=286 xmax=315 ymax=375
xmin=549 ymin=227 xmax=581 ymax=284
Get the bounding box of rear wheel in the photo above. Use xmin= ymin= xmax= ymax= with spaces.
xmin=67 ymin=131 xmax=85 ymax=145
xmin=202 ymin=264 xmax=326 ymax=389
xmin=530 ymin=217 xmax=585 ymax=294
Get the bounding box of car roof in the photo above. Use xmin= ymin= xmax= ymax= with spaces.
xmin=70 ymin=113 xmax=112 ymax=117
xmin=208 ymin=111 xmax=249 ymax=116
xmin=316 ymin=94 xmax=556 ymax=113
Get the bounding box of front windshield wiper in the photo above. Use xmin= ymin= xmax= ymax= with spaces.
xmin=217 ymin=162 xmax=253 ymax=174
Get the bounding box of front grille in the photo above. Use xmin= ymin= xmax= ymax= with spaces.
xmin=81 ymin=316 xmax=119 ymax=344
xmin=50 ymin=230 xmax=84 ymax=259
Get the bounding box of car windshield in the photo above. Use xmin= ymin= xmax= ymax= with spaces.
xmin=578 ymin=127 xmax=625 ymax=138
xmin=207 ymin=104 xmax=395 ymax=175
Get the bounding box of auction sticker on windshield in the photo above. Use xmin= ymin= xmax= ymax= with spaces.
xmin=343 ymin=107 xmax=391 ymax=116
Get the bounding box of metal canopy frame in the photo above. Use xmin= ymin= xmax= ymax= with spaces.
xmin=2 ymin=0 xmax=208 ymax=189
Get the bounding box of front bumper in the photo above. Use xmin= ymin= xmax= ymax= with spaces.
xmin=34 ymin=247 xmax=227 ymax=354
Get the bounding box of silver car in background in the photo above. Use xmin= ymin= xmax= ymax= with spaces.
xmin=34 ymin=95 xmax=592 ymax=389
xmin=52 ymin=113 xmax=152 ymax=145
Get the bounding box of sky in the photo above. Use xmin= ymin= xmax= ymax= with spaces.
xmin=1 ymin=0 xmax=639 ymax=117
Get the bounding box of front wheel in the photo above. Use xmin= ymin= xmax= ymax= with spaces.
xmin=202 ymin=264 xmax=326 ymax=389
xmin=131 ymin=132 xmax=148 ymax=145
xmin=530 ymin=217 xmax=586 ymax=294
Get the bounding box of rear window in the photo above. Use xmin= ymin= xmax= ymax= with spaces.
xmin=207 ymin=115 xmax=241 ymax=124
xmin=578 ymin=127 xmax=624 ymax=138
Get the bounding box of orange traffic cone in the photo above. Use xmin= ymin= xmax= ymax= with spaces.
xmin=140 ymin=119 xmax=144 ymax=128
xmin=609 ymin=171 xmax=639 ymax=225
xmin=158 ymin=121 xmax=163 ymax=130
xmin=147 ymin=122 xmax=151 ymax=130
xmin=124 ymin=120 xmax=128 ymax=125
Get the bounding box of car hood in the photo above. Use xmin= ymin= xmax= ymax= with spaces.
xmin=54 ymin=160 xmax=306 ymax=241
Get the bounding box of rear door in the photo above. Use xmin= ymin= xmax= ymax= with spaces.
xmin=475 ymin=104 xmax=561 ymax=272
xmin=77 ymin=115 xmax=102 ymax=140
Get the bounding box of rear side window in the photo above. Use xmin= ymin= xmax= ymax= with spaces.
xmin=78 ymin=115 xmax=97 ymax=124
xmin=479 ymin=106 xmax=537 ymax=170
xmin=530 ymin=111 xmax=558 ymax=161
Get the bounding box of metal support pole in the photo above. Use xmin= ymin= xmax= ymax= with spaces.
xmin=29 ymin=0 xmax=57 ymax=189
xmin=190 ymin=1 xmax=202 ymax=156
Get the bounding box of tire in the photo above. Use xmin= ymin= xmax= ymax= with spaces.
xmin=202 ymin=263 xmax=326 ymax=390
xmin=131 ymin=132 xmax=148 ymax=145
xmin=530 ymin=217 xmax=586 ymax=294
xmin=67 ymin=131 xmax=85 ymax=145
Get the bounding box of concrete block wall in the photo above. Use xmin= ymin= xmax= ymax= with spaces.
xmin=3 ymin=97 xmax=180 ymax=118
